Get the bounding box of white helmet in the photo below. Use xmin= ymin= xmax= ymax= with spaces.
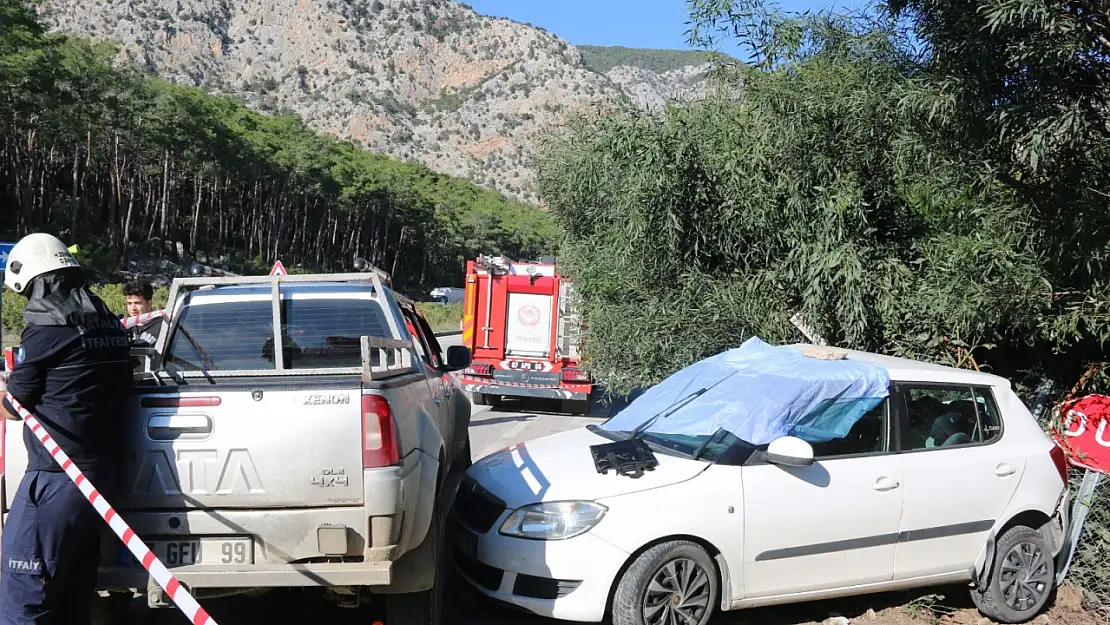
xmin=3 ymin=233 xmax=80 ymax=295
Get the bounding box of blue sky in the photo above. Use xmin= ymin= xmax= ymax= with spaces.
xmin=462 ymin=0 xmax=861 ymax=58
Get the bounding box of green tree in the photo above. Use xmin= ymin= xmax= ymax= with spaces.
xmin=884 ymin=0 xmax=1110 ymax=356
xmin=538 ymin=1 xmax=1103 ymax=397
xmin=0 ymin=0 xmax=559 ymax=320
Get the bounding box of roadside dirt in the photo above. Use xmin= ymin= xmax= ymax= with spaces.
xmin=130 ymin=581 xmax=1104 ymax=624
xmin=708 ymin=584 xmax=1103 ymax=625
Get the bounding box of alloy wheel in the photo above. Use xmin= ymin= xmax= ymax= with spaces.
xmin=999 ymin=540 xmax=1052 ymax=612
xmin=642 ymin=557 xmax=712 ymax=625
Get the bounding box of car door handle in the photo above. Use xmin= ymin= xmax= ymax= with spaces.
xmin=873 ymin=477 xmax=901 ymax=491
xmin=995 ymin=463 xmax=1016 ymax=477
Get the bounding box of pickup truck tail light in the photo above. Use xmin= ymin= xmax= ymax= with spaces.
xmin=1050 ymin=445 xmax=1069 ymax=485
xmin=363 ymin=395 xmax=399 ymax=468
xmin=561 ymin=367 xmax=590 ymax=383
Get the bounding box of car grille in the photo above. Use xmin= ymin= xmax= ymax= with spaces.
xmin=452 ymin=547 xmax=504 ymax=591
xmin=453 ymin=476 xmax=506 ymax=534
xmin=513 ymin=573 xmax=582 ymax=600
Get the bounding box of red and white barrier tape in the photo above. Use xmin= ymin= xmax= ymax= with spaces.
xmin=3 ymin=393 xmax=215 ymax=625
xmin=120 ymin=310 xmax=168 ymax=330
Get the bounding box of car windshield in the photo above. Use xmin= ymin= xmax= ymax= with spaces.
xmin=599 ymin=337 xmax=890 ymax=448
xmin=164 ymin=295 xmax=392 ymax=371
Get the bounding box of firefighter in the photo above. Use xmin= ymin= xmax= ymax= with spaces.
xmin=122 ymin=280 xmax=163 ymax=347
xmin=0 ymin=233 xmax=133 ymax=625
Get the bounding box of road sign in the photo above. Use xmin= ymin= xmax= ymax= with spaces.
xmin=0 ymin=242 xmax=15 ymax=272
xmin=1052 ymin=393 xmax=1109 ymax=586
xmin=269 ymin=260 xmax=288 ymax=276
xmin=1053 ymin=394 xmax=1110 ymax=473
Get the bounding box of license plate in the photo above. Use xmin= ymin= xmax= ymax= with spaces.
xmin=121 ymin=538 xmax=253 ymax=568
xmin=449 ymin=523 xmax=479 ymax=560
xmin=492 ymin=369 xmax=559 ymax=386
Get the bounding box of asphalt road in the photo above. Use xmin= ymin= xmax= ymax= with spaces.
xmin=132 ymin=336 xmax=610 ymax=625
xmin=438 ymin=331 xmax=611 ymax=461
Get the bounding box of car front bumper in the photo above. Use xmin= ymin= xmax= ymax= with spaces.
xmin=448 ymin=516 xmax=629 ymax=622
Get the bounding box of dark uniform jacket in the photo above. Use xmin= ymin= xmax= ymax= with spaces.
xmin=2 ymin=315 xmax=132 ymax=473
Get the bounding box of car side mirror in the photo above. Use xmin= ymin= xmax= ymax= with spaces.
xmin=446 ymin=345 xmax=472 ymax=371
xmin=766 ymin=436 xmax=815 ymax=467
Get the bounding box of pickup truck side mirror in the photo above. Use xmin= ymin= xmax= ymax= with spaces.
xmin=445 ymin=345 xmax=472 ymax=371
xmin=766 ymin=436 xmax=815 ymax=467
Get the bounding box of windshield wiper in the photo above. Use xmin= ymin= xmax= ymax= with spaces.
xmin=591 ymin=371 xmax=739 ymax=478
xmin=626 ymin=388 xmax=708 ymax=439
xmin=627 ymin=370 xmax=739 ymax=440
xmin=691 ymin=428 xmax=726 ymax=461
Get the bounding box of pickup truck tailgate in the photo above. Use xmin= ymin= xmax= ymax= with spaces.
xmin=122 ymin=385 xmax=364 ymax=509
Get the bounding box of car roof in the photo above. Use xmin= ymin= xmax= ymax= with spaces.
xmin=186 ymin=281 xmax=412 ymax=304
xmin=787 ymin=343 xmax=1010 ymax=388
xmin=181 ymin=281 xmax=423 ymax=322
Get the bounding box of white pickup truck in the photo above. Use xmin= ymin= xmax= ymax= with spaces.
xmin=1 ymin=269 xmax=474 ymax=625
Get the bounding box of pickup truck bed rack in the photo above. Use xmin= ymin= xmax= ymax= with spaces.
xmin=147 ymin=271 xmax=417 ymax=381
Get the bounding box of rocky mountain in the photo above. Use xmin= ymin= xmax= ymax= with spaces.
xmin=36 ymin=0 xmax=721 ymax=203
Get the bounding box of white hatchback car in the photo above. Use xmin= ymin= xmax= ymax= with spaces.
xmin=449 ymin=345 xmax=1071 ymax=625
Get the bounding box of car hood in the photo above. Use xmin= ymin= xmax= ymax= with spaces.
xmin=466 ymin=427 xmax=709 ymax=510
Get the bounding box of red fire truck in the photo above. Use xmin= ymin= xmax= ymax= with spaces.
xmin=458 ymin=255 xmax=593 ymax=413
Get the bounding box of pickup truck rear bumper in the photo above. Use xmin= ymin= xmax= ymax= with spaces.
xmin=92 ymin=458 xmax=435 ymax=592
xmin=98 ymin=561 xmax=392 ymax=588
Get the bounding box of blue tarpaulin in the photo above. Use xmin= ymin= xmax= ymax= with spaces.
xmin=600 ymin=337 xmax=891 ymax=446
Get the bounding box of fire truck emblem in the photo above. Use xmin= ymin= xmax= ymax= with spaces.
xmin=518 ymin=304 xmax=542 ymax=327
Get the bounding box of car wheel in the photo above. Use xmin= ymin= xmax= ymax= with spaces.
xmin=560 ymin=399 xmax=590 ymax=415
xmin=385 ymin=512 xmax=446 ymax=625
xmin=971 ymin=525 xmax=1056 ymax=624
xmin=612 ymin=541 xmax=718 ymax=625
xmin=471 ymin=392 xmax=486 ymax=406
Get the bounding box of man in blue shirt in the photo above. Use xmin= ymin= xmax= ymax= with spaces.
xmin=0 ymin=233 xmax=132 ymax=624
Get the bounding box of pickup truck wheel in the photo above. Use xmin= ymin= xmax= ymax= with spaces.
xmin=970 ymin=525 xmax=1056 ymax=624
xmin=459 ymin=439 xmax=473 ymax=470
xmin=385 ymin=509 xmax=446 ymax=625
xmin=91 ymin=592 xmax=134 ymax=625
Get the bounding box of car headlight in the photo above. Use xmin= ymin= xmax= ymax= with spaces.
xmin=498 ymin=501 xmax=607 ymax=540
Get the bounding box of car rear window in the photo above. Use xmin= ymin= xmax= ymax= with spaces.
xmin=284 ymin=298 xmax=390 ymax=369
xmin=164 ymin=297 xmax=391 ymax=372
